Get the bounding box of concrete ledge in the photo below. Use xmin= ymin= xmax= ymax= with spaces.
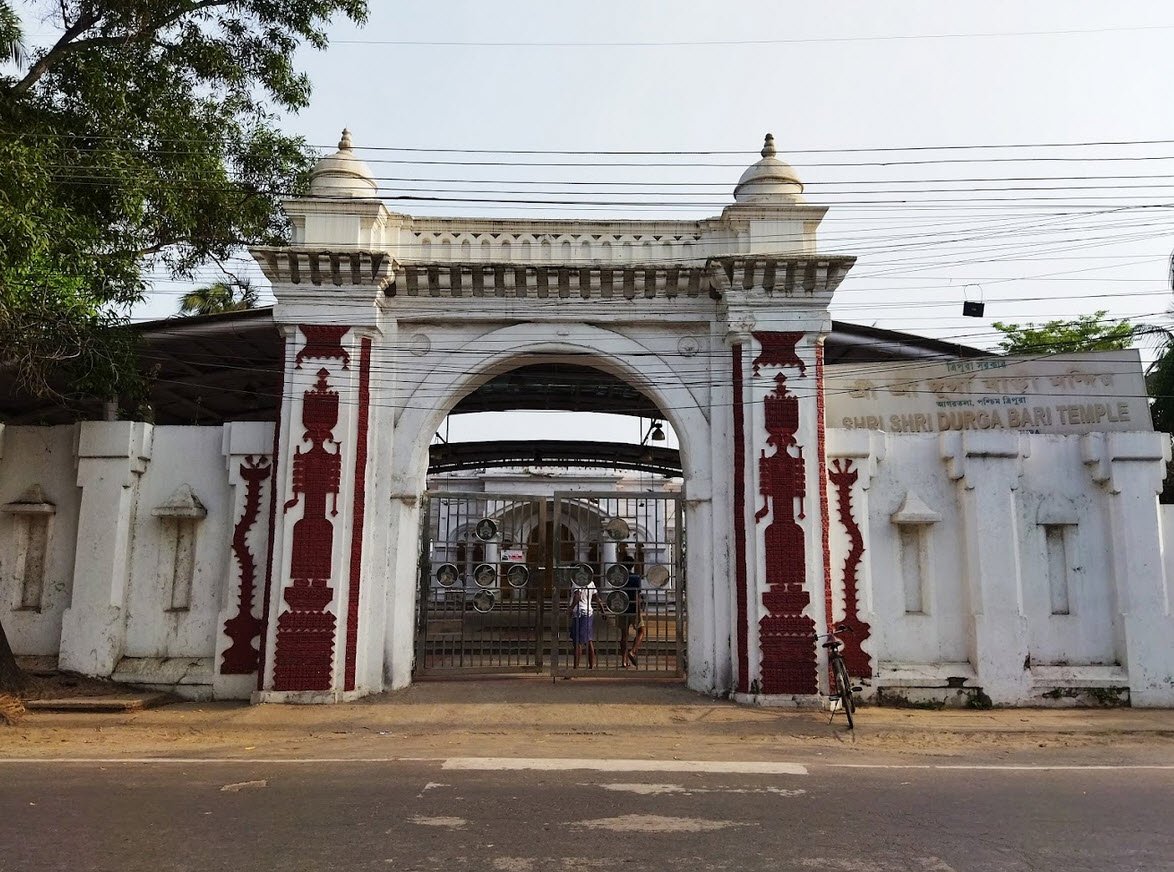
xmin=730 ymin=693 xmax=823 ymax=708
xmin=875 ymin=662 xmax=978 ymax=688
xmin=25 ymin=693 xmax=173 ymax=713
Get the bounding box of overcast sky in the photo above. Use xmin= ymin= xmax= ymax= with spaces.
xmin=130 ymin=2 xmax=1174 ymax=444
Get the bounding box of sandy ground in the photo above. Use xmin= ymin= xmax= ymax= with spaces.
xmin=2 ymin=677 xmax=1171 ymax=764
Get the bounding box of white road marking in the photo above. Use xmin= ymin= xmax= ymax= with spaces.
xmin=410 ymin=814 xmax=466 ymax=829
xmin=571 ymin=813 xmax=751 ymax=833
xmin=596 ymin=782 xmax=806 ymax=796
xmin=441 ymin=758 xmax=808 ymax=775
xmin=0 ymin=757 xmax=1167 ymax=773
xmin=219 ymin=779 xmax=267 ymax=792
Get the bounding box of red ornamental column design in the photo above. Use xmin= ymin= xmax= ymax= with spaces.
xmin=220 ymin=456 xmax=272 ymax=674
xmin=753 ymin=331 xmax=818 ymax=695
xmin=272 ymin=326 xmax=350 ymax=692
xmin=827 ymin=459 xmax=872 ymax=678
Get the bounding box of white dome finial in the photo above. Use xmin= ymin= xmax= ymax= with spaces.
xmin=732 ymin=131 xmax=804 ymax=205
xmin=308 ymin=127 xmax=377 ymax=198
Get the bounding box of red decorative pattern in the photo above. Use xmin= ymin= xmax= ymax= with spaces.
xmin=295 ymin=325 xmax=351 ymax=370
xmin=753 ymin=331 xmax=817 ymax=696
xmin=344 ymin=337 xmax=372 ymax=691
xmin=221 ymin=456 xmax=271 ymax=674
xmin=828 ymin=459 xmax=873 ymax=678
xmin=753 ymin=332 xmax=807 ymax=376
xmin=817 ymin=342 xmax=833 ymax=642
xmin=732 ymin=344 xmax=750 ymax=694
xmin=273 ymin=338 xmax=346 ymax=692
xmin=257 ymin=338 xmax=285 ymax=691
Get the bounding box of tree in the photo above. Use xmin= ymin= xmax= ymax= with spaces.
xmin=0 ymin=0 xmax=367 ymax=693
xmin=0 ymin=0 xmax=367 ymax=403
xmin=991 ymin=310 xmax=1136 ymax=356
xmin=179 ymin=280 xmax=259 ymax=316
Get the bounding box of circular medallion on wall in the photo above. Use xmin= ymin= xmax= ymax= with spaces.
xmin=645 ymin=564 xmax=670 ymax=588
xmin=474 ymin=518 xmax=499 ymax=541
xmin=677 ymin=336 xmax=701 ymax=357
xmin=605 ymin=563 xmax=629 ymax=588
xmin=435 ymin=563 xmax=459 ymax=587
xmin=506 ymin=564 xmax=529 ymax=588
xmin=571 ymin=563 xmax=594 ymax=587
xmin=473 ymin=563 xmax=497 ymax=588
xmin=603 ymin=517 xmax=630 ymax=541
xmin=409 ymin=333 xmax=431 ymax=356
xmin=472 ymin=590 xmax=495 ymax=613
xmin=605 ymin=590 xmax=629 ymax=614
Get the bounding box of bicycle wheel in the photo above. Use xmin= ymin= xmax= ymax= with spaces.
xmin=834 ymin=658 xmax=855 ymax=730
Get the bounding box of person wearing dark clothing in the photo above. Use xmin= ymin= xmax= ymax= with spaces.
xmin=619 ymin=571 xmax=646 ymax=667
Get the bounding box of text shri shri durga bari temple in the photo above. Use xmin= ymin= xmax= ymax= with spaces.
xmin=2 ymin=132 xmax=1173 ymax=707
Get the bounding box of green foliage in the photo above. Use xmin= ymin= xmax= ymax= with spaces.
xmin=0 ymin=0 xmax=367 ymax=407
xmin=179 ymin=280 xmax=259 ymax=316
xmin=1148 ymin=340 xmax=1174 ymax=435
xmin=991 ymin=310 xmax=1136 ymax=356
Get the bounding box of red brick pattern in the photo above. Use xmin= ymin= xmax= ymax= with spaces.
xmin=344 ymin=337 xmax=372 ymax=692
xmin=221 ymin=456 xmax=271 ymax=675
xmin=828 ymin=459 xmax=873 ymax=678
xmin=257 ymin=337 xmax=286 ymax=691
xmin=732 ymin=344 xmax=750 ymax=694
xmin=273 ymin=326 xmax=351 ymax=692
xmin=753 ymin=331 xmax=818 ymax=696
xmin=295 ymin=325 xmax=351 ymax=370
xmin=817 ymin=342 xmax=833 ymax=640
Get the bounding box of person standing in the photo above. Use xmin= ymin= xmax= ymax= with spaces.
xmin=619 ymin=568 xmax=646 ymax=668
xmin=569 ymin=578 xmax=602 ymax=671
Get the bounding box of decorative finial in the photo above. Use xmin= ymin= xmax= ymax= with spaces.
xmin=761 ymin=133 xmax=776 ymax=158
xmin=338 ymin=128 xmax=353 ymax=151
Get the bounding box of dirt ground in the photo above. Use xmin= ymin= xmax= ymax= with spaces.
xmin=2 ymin=676 xmax=1172 ymax=764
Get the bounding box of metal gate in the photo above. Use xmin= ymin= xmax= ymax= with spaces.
xmin=415 ymin=490 xmax=685 ymax=678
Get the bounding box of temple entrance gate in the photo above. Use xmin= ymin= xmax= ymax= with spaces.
xmin=416 ymin=491 xmax=685 ymax=678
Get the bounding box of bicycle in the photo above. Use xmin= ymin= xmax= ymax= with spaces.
xmin=816 ymin=623 xmax=858 ymax=729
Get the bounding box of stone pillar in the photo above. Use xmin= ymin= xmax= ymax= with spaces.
xmin=825 ymin=429 xmax=886 ymax=682
xmin=941 ymin=430 xmax=1031 ymax=704
xmin=58 ymin=422 xmax=153 ymax=676
xmin=257 ymin=323 xmax=384 ymax=702
xmin=717 ymin=258 xmax=843 ymax=705
xmin=1082 ymin=432 xmax=1174 ymax=707
xmin=213 ymin=422 xmax=274 ymax=699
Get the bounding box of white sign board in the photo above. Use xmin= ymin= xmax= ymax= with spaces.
xmin=826 ymin=350 xmax=1151 ymax=435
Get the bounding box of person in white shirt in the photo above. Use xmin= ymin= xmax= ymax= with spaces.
xmin=569 ymin=579 xmax=604 ymax=670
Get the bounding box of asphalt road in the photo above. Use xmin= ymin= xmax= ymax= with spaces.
xmin=0 ymin=757 xmax=1170 ymax=872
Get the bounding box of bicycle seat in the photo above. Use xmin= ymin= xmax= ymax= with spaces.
xmin=821 ymin=641 xmax=839 ymax=649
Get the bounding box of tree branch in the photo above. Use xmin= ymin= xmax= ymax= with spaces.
xmin=8 ymin=1 xmax=234 ymax=97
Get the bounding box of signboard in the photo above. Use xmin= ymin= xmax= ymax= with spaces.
xmin=825 ymin=350 xmax=1151 ymax=435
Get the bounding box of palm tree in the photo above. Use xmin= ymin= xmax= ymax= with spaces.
xmin=0 ymin=2 xmax=26 ymax=68
xmin=178 ymin=280 xmax=259 ymax=316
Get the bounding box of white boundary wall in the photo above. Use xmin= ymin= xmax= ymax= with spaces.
xmin=826 ymin=429 xmax=1174 ymax=707
xmin=2 ymin=419 xmax=1171 ymax=705
xmin=0 ymin=421 xmax=273 ymax=699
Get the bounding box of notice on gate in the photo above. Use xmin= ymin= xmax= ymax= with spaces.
xmin=826 ymin=349 xmax=1152 ymax=435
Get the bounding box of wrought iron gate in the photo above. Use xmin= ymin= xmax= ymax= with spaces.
xmin=415 ymin=490 xmax=685 ymax=678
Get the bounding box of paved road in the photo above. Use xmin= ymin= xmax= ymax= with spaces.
xmin=0 ymin=757 xmax=1170 ymax=872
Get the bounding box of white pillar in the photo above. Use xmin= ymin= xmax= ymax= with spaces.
xmin=58 ymin=422 xmax=152 ymax=676
xmin=213 ymin=422 xmax=274 ymax=699
xmin=257 ymin=325 xmax=383 ymax=702
xmin=941 ymin=430 xmax=1031 ymax=704
xmin=1082 ymin=432 xmax=1174 ymax=707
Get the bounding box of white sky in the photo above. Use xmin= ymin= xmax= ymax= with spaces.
xmin=74 ymin=3 xmax=1174 ymax=443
